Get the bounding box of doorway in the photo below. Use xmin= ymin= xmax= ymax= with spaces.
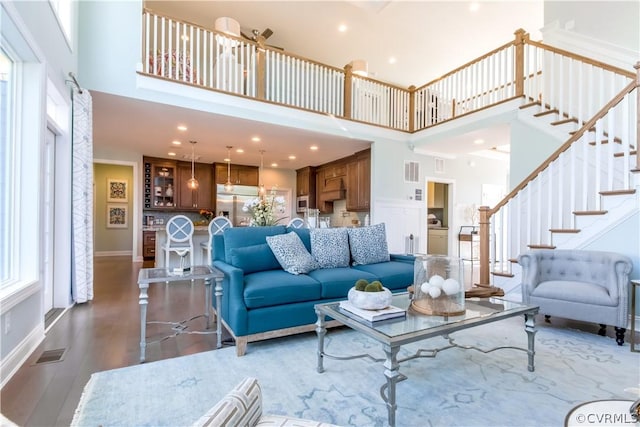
xmin=42 ymin=128 xmax=56 ymax=316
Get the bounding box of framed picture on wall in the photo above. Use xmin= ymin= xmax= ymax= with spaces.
xmin=107 ymin=204 xmax=128 ymax=228
xmin=107 ymin=178 xmax=128 ymax=203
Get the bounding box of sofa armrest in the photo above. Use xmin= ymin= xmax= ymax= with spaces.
xmin=517 ymin=252 xmax=540 ymax=304
xmin=213 ymin=260 xmax=250 ymax=336
xmin=390 ymin=254 xmax=416 ymax=264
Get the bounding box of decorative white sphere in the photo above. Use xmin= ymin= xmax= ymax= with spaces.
xmin=442 ymin=278 xmax=461 ymax=295
xmin=429 ymin=275 xmax=445 ymax=289
xmin=420 ymin=281 xmax=431 ymax=294
xmin=427 ymin=286 xmax=442 ymax=298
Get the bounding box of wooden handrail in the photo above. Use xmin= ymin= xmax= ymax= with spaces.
xmin=488 ymin=79 xmax=638 ymax=217
xmin=526 ymin=39 xmax=635 ymax=79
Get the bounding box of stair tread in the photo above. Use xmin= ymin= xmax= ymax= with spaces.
xmin=599 ymin=189 xmax=636 ymax=196
xmin=613 ymin=150 xmax=637 ymax=157
xmin=588 ymin=138 xmax=623 ymax=145
xmin=573 ymin=210 xmax=608 ymax=215
xmin=519 ymin=101 xmax=541 ymax=109
xmin=551 ymin=117 xmax=578 ymax=126
xmin=549 ymin=229 xmax=581 ymax=233
xmin=533 ymin=109 xmax=559 ymax=117
xmin=528 ymin=244 xmax=556 ymax=249
xmin=491 ymin=271 xmax=515 ymax=278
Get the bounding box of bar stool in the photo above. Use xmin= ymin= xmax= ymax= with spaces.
xmin=200 ymin=216 xmax=233 ymax=266
xmin=162 ymin=215 xmax=194 ymax=270
xmin=287 ymin=217 xmax=307 ymax=229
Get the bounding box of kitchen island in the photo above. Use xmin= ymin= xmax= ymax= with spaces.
xmin=143 ymin=226 xmax=211 ymax=268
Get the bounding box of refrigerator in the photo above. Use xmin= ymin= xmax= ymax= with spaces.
xmin=216 ymin=185 xmax=259 ymax=227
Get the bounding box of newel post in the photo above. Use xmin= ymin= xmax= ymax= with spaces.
xmin=343 ymin=64 xmax=353 ymax=120
xmin=478 ymin=206 xmax=491 ymax=287
xmin=408 ymin=85 xmax=416 ymax=132
xmin=635 ymin=62 xmax=640 ymax=171
xmin=514 ymin=28 xmax=528 ymax=98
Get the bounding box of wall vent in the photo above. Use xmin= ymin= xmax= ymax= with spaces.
xmin=434 ymin=157 xmax=445 ymax=174
xmin=33 ymin=348 xmax=65 ymax=365
xmin=404 ymin=161 xmax=419 ymax=183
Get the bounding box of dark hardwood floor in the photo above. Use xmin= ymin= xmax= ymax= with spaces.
xmin=1 ymin=257 xmax=226 ymax=427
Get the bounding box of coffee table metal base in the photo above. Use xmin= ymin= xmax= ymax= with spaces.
xmin=315 ymin=308 xmax=537 ymax=427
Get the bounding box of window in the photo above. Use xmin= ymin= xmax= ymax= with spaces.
xmin=49 ymin=0 xmax=72 ymax=43
xmin=0 ymin=49 xmax=14 ymax=285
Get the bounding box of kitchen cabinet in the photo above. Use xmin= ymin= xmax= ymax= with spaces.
xmin=143 ymin=157 xmax=177 ymax=210
xmin=346 ymin=149 xmax=370 ymax=211
xmin=427 ymin=182 xmax=446 ymax=208
xmin=143 ymin=230 xmax=156 ymax=260
xmin=296 ymin=166 xmax=316 ymax=197
xmin=177 ymin=162 xmax=214 ymax=210
xmin=428 ymin=228 xmax=448 ymax=255
xmin=214 ymin=163 xmax=259 ymax=186
xmin=316 ymin=162 xmax=346 ymax=213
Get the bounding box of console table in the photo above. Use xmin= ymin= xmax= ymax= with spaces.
xmin=137 ymin=265 xmax=224 ymax=362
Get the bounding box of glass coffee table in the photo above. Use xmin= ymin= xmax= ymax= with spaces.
xmin=315 ymin=293 xmax=539 ymax=427
xmin=137 ymin=265 xmax=224 ymax=362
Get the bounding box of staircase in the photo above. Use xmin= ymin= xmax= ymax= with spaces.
xmin=483 ymin=79 xmax=639 ymax=300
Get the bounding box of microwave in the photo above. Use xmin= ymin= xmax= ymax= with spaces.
xmin=296 ymin=195 xmax=310 ymax=213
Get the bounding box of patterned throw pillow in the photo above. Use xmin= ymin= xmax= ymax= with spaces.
xmin=266 ymin=232 xmax=320 ymax=275
xmin=348 ymin=223 xmax=390 ymax=265
xmin=191 ymin=377 xmax=262 ymax=427
xmin=310 ymin=228 xmax=350 ymax=268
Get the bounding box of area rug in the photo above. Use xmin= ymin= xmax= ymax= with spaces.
xmin=72 ymin=317 xmax=639 ymax=427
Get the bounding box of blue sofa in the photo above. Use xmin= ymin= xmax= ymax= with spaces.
xmin=212 ymin=225 xmax=415 ymax=355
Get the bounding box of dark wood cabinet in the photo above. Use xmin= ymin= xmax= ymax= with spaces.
xmin=143 ymin=157 xmax=177 ymax=210
xmin=214 ymin=163 xmax=259 ymax=186
xmin=177 ymin=162 xmax=214 ymax=210
xmin=143 ymin=230 xmax=156 ymax=260
xmin=346 ymin=149 xmax=371 ymax=211
xmin=316 ymin=161 xmax=347 ymax=213
xmin=296 ymin=166 xmax=317 ymax=199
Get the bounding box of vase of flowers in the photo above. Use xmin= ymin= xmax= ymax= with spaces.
xmin=242 ymin=188 xmax=287 ymax=226
xmin=199 ymin=209 xmax=214 ymax=223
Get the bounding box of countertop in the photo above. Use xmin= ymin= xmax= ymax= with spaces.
xmin=428 ymin=226 xmax=449 ymax=230
xmin=142 ymin=226 xmax=210 ymax=232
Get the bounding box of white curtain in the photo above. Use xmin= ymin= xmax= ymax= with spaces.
xmin=71 ymin=88 xmax=94 ymax=303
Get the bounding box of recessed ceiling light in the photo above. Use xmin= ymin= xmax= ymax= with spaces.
xmin=271 ymin=162 xmax=278 ymax=167
xmin=251 ymin=136 xmax=261 ymax=142
xmin=474 ymin=139 xmax=485 ymax=145
xmin=288 ymin=155 xmax=296 ymax=160
xmin=168 ymin=152 xmax=176 ymax=156
xmin=338 ymin=23 xmax=348 ymax=33
xmin=469 ymin=2 xmax=480 ymax=12
xmin=236 ymin=148 xmax=244 ymax=153
xmin=388 ymin=56 xmax=397 ymax=64
xmin=177 ymin=125 xmax=187 ymax=131
xmin=172 ymin=140 xmax=182 ymax=145
xmin=310 ymin=145 xmax=318 ymax=151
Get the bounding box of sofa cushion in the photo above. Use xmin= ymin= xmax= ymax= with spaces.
xmin=353 ymin=261 xmax=414 ymax=291
xmin=244 ymin=270 xmax=322 ymax=309
xmin=532 ymin=280 xmax=616 ymax=306
xmin=191 ymin=377 xmax=262 ymax=427
xmin=266 ymin=232 xmax=320 ymax=275
xmin=310 ymin=228 xmax=350 ymax=268
xmin=230 ymin=244 xmax=280 ymax=274
xmin=348 ymin=223 xmax=391 ymax=265
xmin=308 ymin=267 xmax=378 ymax=299
xmin=223 ymin=226 xmax=286 ymax=264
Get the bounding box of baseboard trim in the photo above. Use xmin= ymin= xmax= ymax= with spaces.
xmin=94 ymin=251 xmax=133 ymax=257
xmin=0 ymin=324 xmax=45 ymax=388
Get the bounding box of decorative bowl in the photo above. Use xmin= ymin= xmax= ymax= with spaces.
xmin=348 ymin=286 xmax=393 ymax=310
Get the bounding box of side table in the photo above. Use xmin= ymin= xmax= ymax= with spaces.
xmin=137 ymin=265 xmax=224 ymax=362
xmin=631 ymin=280 xmax=640 ymax=353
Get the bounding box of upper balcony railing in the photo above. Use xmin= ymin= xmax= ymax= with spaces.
xmin=141 ymin=9 xmax=636 ymax=135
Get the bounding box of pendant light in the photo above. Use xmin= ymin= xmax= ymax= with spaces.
xmin=224 ymin=145 xmax=234 ymax=192
xmin=258 ymin=149 xmax=266 ymax=197
xmin=187 ymin=140 xmax=199 ymax=190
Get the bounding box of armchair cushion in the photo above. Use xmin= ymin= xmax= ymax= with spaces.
xmin=192 ymin=377 xmax=262 ymax=427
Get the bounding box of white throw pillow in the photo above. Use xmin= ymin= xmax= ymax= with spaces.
xmin=266 ymin=232 xmax=320 ymax=275
xmin=348 ymin=223 xmax=390 ymax=265
xmin=310 ymin=228 xmax=350 ymax=268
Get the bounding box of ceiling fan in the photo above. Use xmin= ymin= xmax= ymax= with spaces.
xmin=240 ymin=28 xmax=284 ymax=50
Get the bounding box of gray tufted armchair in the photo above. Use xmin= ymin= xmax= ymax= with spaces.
xmin=518 ymin=249 xmax=633 ymax=345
